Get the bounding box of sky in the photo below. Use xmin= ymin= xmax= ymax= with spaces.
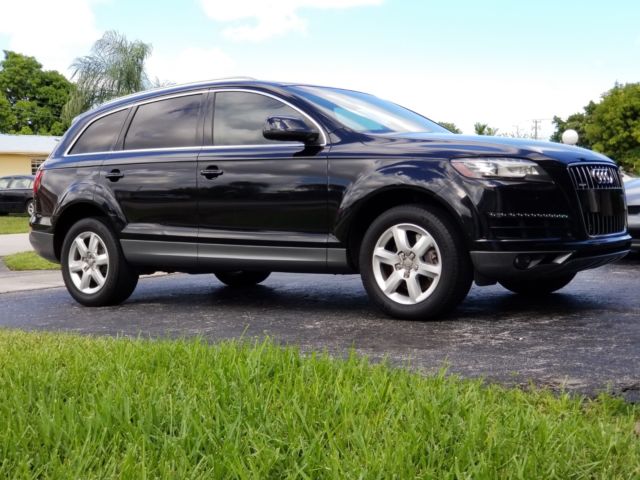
xmin=1 ymin=0 xmax=639 ymax=138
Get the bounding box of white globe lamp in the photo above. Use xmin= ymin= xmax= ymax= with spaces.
xmin=561 ymin=129 xmax=579 ymax=145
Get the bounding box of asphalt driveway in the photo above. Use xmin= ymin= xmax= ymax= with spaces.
xmin=1 ymin=255 xmax=638 ymax=400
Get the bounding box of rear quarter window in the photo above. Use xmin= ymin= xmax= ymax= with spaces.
xmin=69 ymin=109 xmax=129 ymax=155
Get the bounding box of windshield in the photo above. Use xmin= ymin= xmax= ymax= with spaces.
xmin=289 ymin=86 xmax=448 ymax=135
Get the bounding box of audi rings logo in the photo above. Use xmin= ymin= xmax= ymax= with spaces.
xmin=590 ymin=167 xmax=615 ymax=185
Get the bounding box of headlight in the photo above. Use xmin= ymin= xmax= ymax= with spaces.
xmin=451 ymin=158 xmax=550 ymax=181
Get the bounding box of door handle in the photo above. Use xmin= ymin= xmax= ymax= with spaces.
xmin=105 ymin=169 xmax=125 ymax=181
xmin=200 ymin=166 xmax=224 ymax=179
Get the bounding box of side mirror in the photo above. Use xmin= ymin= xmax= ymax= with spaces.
xmin=263 ymin=116 xmax=320 ymax=144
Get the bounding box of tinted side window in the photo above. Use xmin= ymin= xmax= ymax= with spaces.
xmin=70 ymin=109 xmax=128 ymax=155
xmin=213 ymin=92 xmax=310 ymax=145
xmin=124 ymin=94 xmax=202 ymax=150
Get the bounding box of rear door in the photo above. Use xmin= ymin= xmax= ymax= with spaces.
xmin=99 ymin=92 xmax=204 ymax=268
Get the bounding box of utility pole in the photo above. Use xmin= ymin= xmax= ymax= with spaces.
xmin=532 ymin=119 xmax=542 ymax=140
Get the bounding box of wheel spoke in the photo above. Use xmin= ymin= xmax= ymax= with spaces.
xmin=91 ymin=269 xmax=106 ymax=287
xmin=374 ymin=247 xmax=398 ymax=266
xmin=406 ymin=275 xmax=423 ymax=301
xmin=413 ymin=233 xmax=434 ymax=257
xmin=69 ymin=261 xmax=84 ymax=273
xmin=79 ymin=270 xmax=92 ymax=290
xmin=416 ymin=262 xmax=440 ymax=278
xmin=88 ymin=233 xmax=99 ymax=254
xmin=383 ymin=271 xmax=403 ymax=294
xmin=74 ymin=237 xmax=88 ymax=256
xmin=95 ymin=254 xmax=109 ymax=266
xmin=392 ymin=226 xmax=410 ymax=252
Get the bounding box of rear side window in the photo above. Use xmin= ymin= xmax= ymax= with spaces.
xmin=124 ymin=94 xmax=202 ymax=150
xmin=70 ymin=109 xmax=128 ymax=155
xmin=213 ymin=91 xmax=309 ymax=145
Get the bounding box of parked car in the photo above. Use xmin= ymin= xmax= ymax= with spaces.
xmin=625 ymin=178 xmax=640 ymax=251
xmin=29 ymin=79 xmax=631 ymax=319
xmin=0 ymin=175 xmax=35 ymax=216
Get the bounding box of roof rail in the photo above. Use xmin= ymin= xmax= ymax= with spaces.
xmin=97 ymin=76 xmax=259 ymax=109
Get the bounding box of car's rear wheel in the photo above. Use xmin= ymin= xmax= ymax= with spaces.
xmin=499 ymin=273 xmax=576 ymax=295
xmin=25 ymin=199 xmax=34 ymax=216
xmin=61 ymin=218 xmax=139 ymax=306
xmin=359 ymin=204 xmax=473 ymax=320
xmin=215 ymin=270 xmax=271 ymax=287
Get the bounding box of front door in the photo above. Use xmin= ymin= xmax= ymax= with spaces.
xmin=197 ymin=90 xmax=329 ymax=272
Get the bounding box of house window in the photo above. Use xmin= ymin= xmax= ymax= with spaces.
xmin=31 ymin=158 xmax=45 ymax=175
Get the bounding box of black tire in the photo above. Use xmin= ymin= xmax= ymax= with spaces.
xmin=499 ymin=273 xmax=576 ymax=295
xmin=215 ymin=270 xmax=271 ymax=287
xmin=359 ymin=204 xmax=473 ymax=320
xmin=25 ymin=199 xmax=34 ymax=216
xmin=61 ymin=217 xmax=138 ymax=306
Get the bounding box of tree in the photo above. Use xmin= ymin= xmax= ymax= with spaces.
xmin=63 ymin=31 xmax=153 ymax=122
xmin=438 ymin=121 xmax=461 ymax=133
xmin=583 ymin=83 xmax=640 ymax=173
xmin=0 ymin=51 xmax=72 ymax=135
xmin=474 ymin=122 xmax=499 ymax=136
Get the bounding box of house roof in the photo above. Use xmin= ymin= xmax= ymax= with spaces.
xmin=0 ymin=134 xmax=60 ymax=155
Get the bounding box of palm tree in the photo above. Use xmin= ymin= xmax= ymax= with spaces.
xmin=474 ymin=122 xmax=499 ymax=136
xmin=62 ymin=31 xmax=152 ymax=122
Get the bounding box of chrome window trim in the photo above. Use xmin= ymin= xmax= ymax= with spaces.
xmin=64 ymin=90 xmax=207 ymax=157
xmin=63 ymin=88 xmax=327 ymax=157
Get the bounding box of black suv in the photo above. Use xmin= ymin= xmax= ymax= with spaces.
xmin=30 ymin=79 xmax=631 ymax=319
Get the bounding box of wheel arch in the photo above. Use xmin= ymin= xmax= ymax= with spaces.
xmin=53 ymin=202 xmax=114 ymax=261
xmin=341 ymin=186 xmax=471 ymax=271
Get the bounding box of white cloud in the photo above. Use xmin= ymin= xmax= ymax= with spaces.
xmin=200 ymin=0 xmax=383 ymax=41
xmin=146 ymin=47 xmax=238 ymax=84
xmin=0 ymin=0 xmax=101 ymax=76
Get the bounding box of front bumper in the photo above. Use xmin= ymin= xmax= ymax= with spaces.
xmin=471 ymin=234 xmax=631 ymax=281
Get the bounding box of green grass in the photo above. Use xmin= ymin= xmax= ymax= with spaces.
xmin=0 ymin=331 xmax=638 ymax=479
xmin=3 ymin=251 xmax=59 ymax=271
xmin=0 ymin=214 xmax=29 ymax=234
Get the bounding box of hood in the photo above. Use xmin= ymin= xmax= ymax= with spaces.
xmin=368 ymin=132 xmax=616 ymax=166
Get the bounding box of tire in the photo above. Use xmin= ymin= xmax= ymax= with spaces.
xmin=215 ymin=270 xmax=271 ymax=287
xmin=61 ymin=217 xmax=139 ymax=306
xmin=359 ymin=204 xmax=473 ymax=320
xmin=499 ymin=273 xmax=576 ymax=295
xmin=26 ymin=199 xmax=34 ymax=216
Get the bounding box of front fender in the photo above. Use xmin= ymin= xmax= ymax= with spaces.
xmin=331 ymin=158 xmax=477 ymax=243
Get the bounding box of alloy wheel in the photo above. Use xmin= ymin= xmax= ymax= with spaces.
xmin=371 ymin=223 xmax=442 ymax=305
xmin=67 ymin=231 xmax=109 ymax=294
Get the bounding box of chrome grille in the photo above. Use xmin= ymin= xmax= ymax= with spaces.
xmin=567 ymin=164 xmax=626 ymax=236
xmin=568 ymin=164 xmax=622 ymax=190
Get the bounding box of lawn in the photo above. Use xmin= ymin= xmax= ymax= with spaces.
xmin=0 ymin=331 xmax=638 ymax=479
xmin=3 ymin=251 xmax=59 ymax=270
xmin=0 ymin=214 xmax=29 ymax=234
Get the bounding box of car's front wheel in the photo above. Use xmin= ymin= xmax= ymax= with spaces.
xmin=61 ymin=218 xmax=139 ymax=306
xmin=499 ymin=273 xmax=576 ymax=295
xmin=359 ymin=204 xmax=473 ymax=320
xmin=214 ymin=270 xmax=271 ymax=287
